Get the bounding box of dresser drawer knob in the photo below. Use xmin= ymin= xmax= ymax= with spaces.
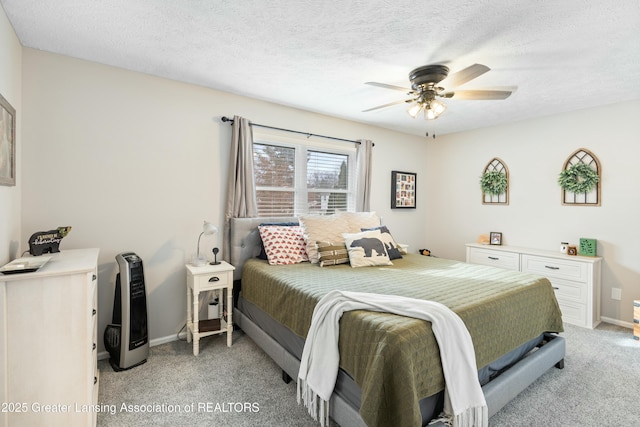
xmin=488 ymin=256 xmax=499 ymax=260
xmin=93 ymin=274 xmax=97 ymax=281
xmin=92 ymin=309 xmax=97 ymax=316
xmin=92 ymin=343 xmax=96 ymax=350
xmin=94 ymin=376 xmax=98 ymax=385
xmin=208 ymin=276 xmax=220 ymax=282
xmin=553 ymin=287 xmax=559 ymax=290
xmin=545 ymin=265 xmax=560 ymax=270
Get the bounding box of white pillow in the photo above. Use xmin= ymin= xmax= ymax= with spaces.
xmin=298 ymin=213 xmax=351 ymax=263
xmin=361 ymin=225 xmax=402 ymax=260
xmin=299 ymin=212 xmax=381 ymax=263
xmin=343 ymin=230 xmax=393 ymax=268
xmin=341 ymin=211 xmax=381 ymax=230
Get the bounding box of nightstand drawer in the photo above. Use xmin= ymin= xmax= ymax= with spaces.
xmin=194 ymin=272 xmax=230 ymax=290
xmin=467 ymin=247 xmax=520 ymax=271
xmin=521 ymin=255 xmax=588 ymax=282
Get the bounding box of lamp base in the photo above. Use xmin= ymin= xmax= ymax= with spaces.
xmin=190 ymin=254 xmax=208 ymax=267
xmin=209 ymin=261 xmax=221 ymax=265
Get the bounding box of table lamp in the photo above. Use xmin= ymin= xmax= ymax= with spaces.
xmin=192 ymin=221 xmax=218 ymax=266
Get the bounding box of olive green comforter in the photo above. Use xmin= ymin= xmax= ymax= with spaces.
xmin=241 ymin=254 xmax=563 ymax=427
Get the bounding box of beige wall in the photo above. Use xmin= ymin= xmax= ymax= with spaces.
xmin=20 ymin=49 xmax=428 ymax=349
xmin=0 ymin=5 xmax=21 ymax=264
xmin=425 ymin=100 xmax=640 ymax=325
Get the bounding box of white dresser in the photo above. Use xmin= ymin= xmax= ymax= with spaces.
xmin=0 ymin=248 xmax=99 ymax=427
xmin=466 ymin=243 xmax=602 ymax=329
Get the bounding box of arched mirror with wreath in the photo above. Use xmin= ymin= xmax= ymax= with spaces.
xmin=558 ymin=148 xmax=601 ymax=206
xmin=480 ymin=158 xmax=509 ymax=205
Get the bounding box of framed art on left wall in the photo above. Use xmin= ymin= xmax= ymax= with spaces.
xmin=0 ymin=93 xmax=16 ymax=186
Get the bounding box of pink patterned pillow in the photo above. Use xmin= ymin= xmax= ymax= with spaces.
xmin=258 ymin=225 xmax=309 ymax=265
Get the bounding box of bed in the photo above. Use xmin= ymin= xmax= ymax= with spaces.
xmin=230 ymin=216 xmax=565 ymax=427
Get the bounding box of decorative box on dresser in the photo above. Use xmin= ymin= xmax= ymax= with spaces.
xmin=466 ymin=243 xmax=602 ymax=329
xmin=0 ymin=248 xmax=99 ymax=427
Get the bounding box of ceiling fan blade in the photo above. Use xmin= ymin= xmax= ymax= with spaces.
xmin=362 ymin=99 xmax=411 ymax=112
xmin=442 ymin=89 xmax=513 ymax=100
xmin=365 ymin=82 xmax=411 ymax=93
xmin=446 ymin=64 xmax=490 ymax=87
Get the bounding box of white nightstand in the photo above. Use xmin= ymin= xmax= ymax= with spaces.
xmin=186 ymin=261 xmax=235 ymax=355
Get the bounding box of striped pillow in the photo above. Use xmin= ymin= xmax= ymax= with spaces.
xmin=317 ymin=241 xmax=349 ymax=267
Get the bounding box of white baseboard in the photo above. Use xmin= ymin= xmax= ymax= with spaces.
xmin=98 ymin=331 xmax=188 ymax=361
xmin=600 ymin=316 xmax=634 ymax=329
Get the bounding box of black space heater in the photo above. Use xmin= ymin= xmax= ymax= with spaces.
xmin=104 ymin=252 xmax=149 ymax=371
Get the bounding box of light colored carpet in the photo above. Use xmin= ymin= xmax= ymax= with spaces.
xmin=489 ymin=322 xmax=640 ymax=427
xmin=97 ymin=332 xmax=320 ymax=427
xmin=97 ymin=322 xmax=640 ymax=426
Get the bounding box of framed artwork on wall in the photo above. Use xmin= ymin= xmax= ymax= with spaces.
xmin=391 ymin=171 xmax=416 ymax=209
xmin=0 ymin=93 xmax=16 ymax=186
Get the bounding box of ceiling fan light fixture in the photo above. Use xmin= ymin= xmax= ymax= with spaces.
xmin=365 ymin=63 xmax=514 ymax=121
xmin=424 ymin=99 xmax=446 ymax=120
xmin=407 ymin=103 xmax=423 ymax=118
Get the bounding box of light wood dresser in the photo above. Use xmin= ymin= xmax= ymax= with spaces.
xmin=0 ymin=248 xmax=99 ymax=427
xmin=466 ymin=243 xmax=602 ymax=329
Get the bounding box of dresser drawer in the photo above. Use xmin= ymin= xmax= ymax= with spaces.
xmin=521 ymin=255 xmax=588 ymax=283
xmin=550 ymin=278 xmax=587 ymax=304
xmin=467 ymin=247 xmax=520 ymax=271
xmin=557 ymin=300 xmax=587 ymax=327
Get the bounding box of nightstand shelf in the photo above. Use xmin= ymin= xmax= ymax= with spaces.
xmin=186 ymin=261 xmax=235 ymax=355
xmin=198 ymin=318 xmax=222 ymax=332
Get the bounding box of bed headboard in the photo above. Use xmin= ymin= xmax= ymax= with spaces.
xmin=229 ymin=216 xmax=298 ymax=281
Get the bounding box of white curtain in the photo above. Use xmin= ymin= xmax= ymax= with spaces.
xmin=356 ymin=139 xmax=373 ymax=212
xmin=223 ymin=115 xmax=258 ymax=262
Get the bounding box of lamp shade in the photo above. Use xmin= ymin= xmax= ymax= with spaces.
xmin=407 ymin=103 xmax=423 ymax=118
xmin=407 ymin=98 xmax=447 ymax=120
xmin=424 ymin=99 xmax=446 ymax=120
xmin=202 ymin=221 xmax=218 ymax=236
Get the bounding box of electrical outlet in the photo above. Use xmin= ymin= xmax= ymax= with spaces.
xmin=611 ymin=288 xmax=622 ymax=301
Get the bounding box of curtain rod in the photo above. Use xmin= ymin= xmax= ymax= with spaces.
xmin=220 ymin=116 xmax=362 ymax=145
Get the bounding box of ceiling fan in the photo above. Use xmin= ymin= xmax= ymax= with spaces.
xmin=363 ymin=63 xmax=515 ymax=120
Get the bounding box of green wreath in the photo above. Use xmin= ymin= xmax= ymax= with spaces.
xmin=480 ymin=171 xmax=508 ymax=195
xmin=558 ymin=163 xmax=599 ymax=193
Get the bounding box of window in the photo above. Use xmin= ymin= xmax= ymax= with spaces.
xmin=253 ymin=135 xmax=356 ymax=217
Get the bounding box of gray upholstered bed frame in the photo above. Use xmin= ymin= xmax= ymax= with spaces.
xmin=229 ymin=217 xmax=566 ymax=427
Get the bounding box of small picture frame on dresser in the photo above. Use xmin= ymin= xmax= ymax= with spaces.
xmin=489 ymin=232 xmax=502 ymax=245
xmin=567 ymin=246 xmax=577 ymax=256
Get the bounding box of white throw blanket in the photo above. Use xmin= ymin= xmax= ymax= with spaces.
xmin=297 ymin=290 xmax=488 ymax=427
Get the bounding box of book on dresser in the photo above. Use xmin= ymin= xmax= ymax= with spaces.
xmin=466 ymin=243 xmax=602 ymax=329
xmin=0 ymin=248 xmax=100 ymax=427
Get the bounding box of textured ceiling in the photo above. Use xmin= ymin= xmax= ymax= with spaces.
xmin=2 ymin=0 xmax=639 ymax=136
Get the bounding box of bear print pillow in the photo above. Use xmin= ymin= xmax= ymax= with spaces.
xmin=342 ymin=230 xmax=393 ymax=268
